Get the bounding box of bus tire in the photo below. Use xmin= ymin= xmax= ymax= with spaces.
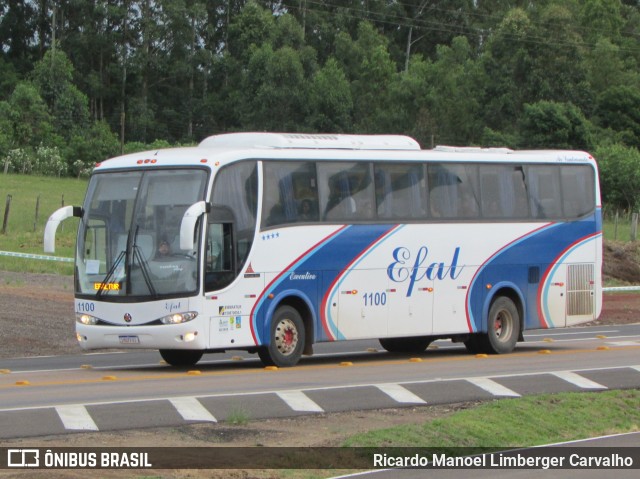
xmin=258 ymin=305 xmax=305 ymax=367
xmin=484 ymin=296 xmax=519 ymax=354
xmin=159 ymin=349 xmax=204 ymax=367
xmin=379 ymin=337 xmax=431 ymax=353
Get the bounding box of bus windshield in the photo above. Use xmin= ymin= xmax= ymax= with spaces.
xmin=76 ymin=168 xmax=208 ymax=299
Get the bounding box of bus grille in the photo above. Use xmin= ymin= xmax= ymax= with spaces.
xmin=566 ymin=264 xmax=594 ymax=316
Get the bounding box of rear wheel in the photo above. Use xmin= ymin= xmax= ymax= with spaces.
xmin=464 ymin=296 xmax=520 ymax=355
xmin=258 ymin=305 xmax=305 ymax=367
xmin=159 ymin=349 xmax=203 ymax=367
xmin=379 ymin=337 xmax=431 ymax=353
xmin=485 ymin=296 xmax=519 ymax=354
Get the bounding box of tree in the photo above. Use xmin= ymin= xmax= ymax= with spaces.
xmin=307 ymin=58 xmax=353 ymax=132
xmin=426 ymin=36 xmax=483 ymax=145
xmin=67 ymin=120 xmax=119 ymax=177
xmin=335 ymin=22 xmax=396 ymax=133
xmin=240 ymin=44 xmax=307 ymax=131
xmin=7 ymin=82 xmax=55 ymax=149
xmin=519 ymin=101 xmax=592 ymax=150
xmin=596 ymin=143 xmax=640 ymax=211
xmin=595 ymin=86 xmax=640 ymax=147
xmin=31 ymin=48 xmax=90 ymax=140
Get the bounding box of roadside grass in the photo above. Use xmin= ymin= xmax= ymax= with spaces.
xmin=343 ymin=390 xmax=640 ymax=449
xmin=0 ymin=173 xmax=86 ymax=274
xmin=221 ymin=391 xmax=640 ymax=479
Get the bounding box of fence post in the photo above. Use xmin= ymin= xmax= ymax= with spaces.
xmin=614 ymin=211 xmax=619 ymax=241
xmin=632 ymin=213 xmax=638 ymax=242
xmin=2 ymin=194 xmax=12 ymax=234
xmin=33 ymin=194 xmax=40 ymax=232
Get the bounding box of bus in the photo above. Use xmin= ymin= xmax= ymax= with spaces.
xmin=44 ymin=133 xmax=602 ymax=367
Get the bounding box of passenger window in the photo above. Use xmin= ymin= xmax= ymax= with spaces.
xmin=526 ymin=166 xmax=562 ymax=219
xmin=480 ymin=165 xmax=529 ymax=219
xmin=318 ymin=162 xmax=374 ymax=221
xmin=428 ymin=164 xmax=480 ymax=219
xmin=374 ymin=163 xmax=427 ymax=220
xmin=262 ymin=162 xmax=318 ymax=227
xmin=562 ymin=165 xmax=595 ymax=218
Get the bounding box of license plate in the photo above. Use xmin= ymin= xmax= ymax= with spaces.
xmin=119 ymin=335 xmax=140 ymax=344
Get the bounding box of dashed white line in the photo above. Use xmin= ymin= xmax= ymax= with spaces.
xmin=466 ymin=378 xmax=521 ymax=397
xmin=55 ymin=405 xmax=99 ymax=431
xmin=551 ymin=371 xmax=607 ymax=390
xmin=277 ymin=391 xmax=324 ymax=412
xmin=376 ymin=383 xmax=427 ymax=404
xmin=169 ymin=397 xmax=217 ymax=422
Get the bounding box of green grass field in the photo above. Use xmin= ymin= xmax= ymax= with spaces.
xmin=343 ymin=390 xmax=640 ymax=449
xmin=0 ymin=173 xmax=86 ymax=274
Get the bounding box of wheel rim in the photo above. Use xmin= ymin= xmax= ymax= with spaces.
xmin=494 ymin=309 xmax=513 ymax=342
xmin=275 ymin=318 xmax=299 ymax=356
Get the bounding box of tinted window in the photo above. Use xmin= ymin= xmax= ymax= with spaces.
xmin=480 ymin=165 xmax=529 ymax=219
xmin=428 ymin=164 xmax=480 ymax=218
xmin=562 ymin=165 xmax=595 ymax=218
xmin=526 ymin=165 xmax=562 ymax=218
xmin=374 ymin=163 xmax=427 ymax=220
xmin=318 ymin=162 xmax=374 ymax=221
xmin=262 ymin=162 xmax=318 ymax=227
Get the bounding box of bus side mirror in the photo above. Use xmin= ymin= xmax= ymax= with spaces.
xmin=44 ymin=206 xmax=83 ymax=253
xmin=180 ymin=201 xmax=210 ymax=250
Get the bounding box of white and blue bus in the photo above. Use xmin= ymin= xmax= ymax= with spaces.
xmin=44 ymin=133 xmax=602 ymax=367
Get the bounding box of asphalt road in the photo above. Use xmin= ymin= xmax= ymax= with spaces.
xmin=0 ymin=324 xmax=639 ymax=439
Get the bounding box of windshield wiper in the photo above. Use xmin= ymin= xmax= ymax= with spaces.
xmin=131 ymin=225 xmax=158 ymax=297
xmin=96 ymin=249 xmax=125 ymax=299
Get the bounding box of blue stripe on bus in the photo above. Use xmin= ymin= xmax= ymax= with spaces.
xmin=252 ymin=224 xmax=399 ymax=345
xmin=466 ymin=215 xmax=600 ymax=332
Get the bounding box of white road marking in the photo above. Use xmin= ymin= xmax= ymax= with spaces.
xmin=169 ymin=397 xmax=217 ymax=422
xmin=277 ymin=391 xmax=324 ymax=412
xmin=466 ymin=378 xmax=521 ymax=397
xmin=606 ymin=341 xmax=640 ymax=346
xmin=55 ymin=405 xmax=99 ymax=431
xmin=376 ymin=383 xmax=427 ymax=404
xmin=552 ymin=371 xmax=607 ymax=390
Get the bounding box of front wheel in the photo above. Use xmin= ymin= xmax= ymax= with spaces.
xmin=159 ymin=349 xmax=204 ymax=367
xmin=258 ymin=305 xmax=305 ymax=367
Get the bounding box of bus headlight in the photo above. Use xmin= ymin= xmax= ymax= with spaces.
xmin=160 ymin=311 xmax=198 ymax=325
xmin=76 ymin=313 xmax=99 ymax=325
